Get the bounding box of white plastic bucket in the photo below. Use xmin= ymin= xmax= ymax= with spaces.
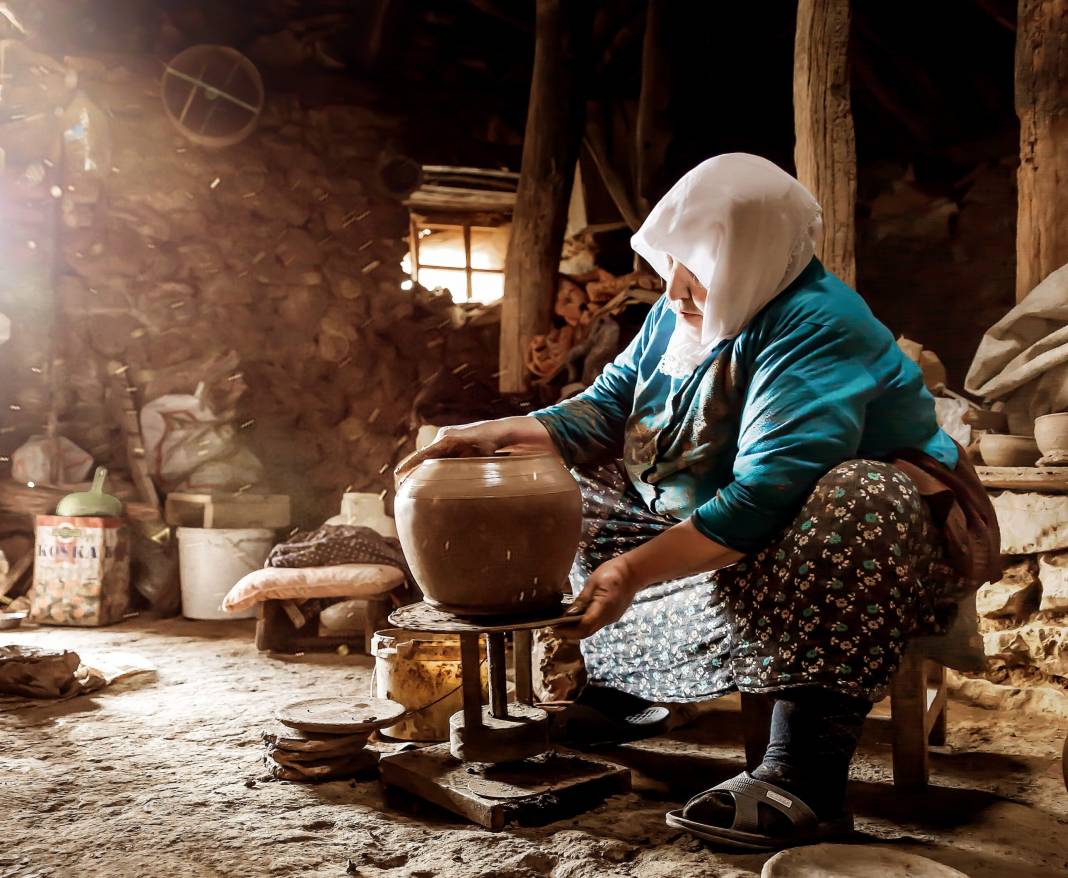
xmin=177 ymin=527 xmax=274 ymax=620
xmin=371 ymin=629 xmax=487 ymax=741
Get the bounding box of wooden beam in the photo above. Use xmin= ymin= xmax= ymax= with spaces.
xmin=1015 ymin=0 xmax=1068 ymax=301
xmin=793 ymin=0 xmax=857 ymax=287
xmin=499 ymin=0 xmax=590 ymax=393
xmin=635 ymin=0 xmax=671 ymax=217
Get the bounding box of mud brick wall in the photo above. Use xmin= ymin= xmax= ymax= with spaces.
xmin=1 ymin=51 xmax=500 ymax=525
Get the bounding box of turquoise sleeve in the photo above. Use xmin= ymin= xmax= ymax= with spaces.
xmin=691 ymin=321 xmax=876 ymax=553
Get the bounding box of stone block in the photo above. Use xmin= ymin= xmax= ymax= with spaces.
xmin=976 ymin=558 xmax=1038 ymax=618
xmin=984 ymin=622 xmax=1068 ymax=677
xmin=1038 ymin=552 xmax=1068 ymax=613
xmin=991 ymin=492 xmax=1068 ymax=554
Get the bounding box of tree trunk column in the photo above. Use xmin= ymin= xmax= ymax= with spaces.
xmin=499 ymin=0 xmax=590 ymax=394
xmin=793 ymin=0 xmax=857 ymax=288
xmin=1015 ymin=0 xmax=1068 ymax=302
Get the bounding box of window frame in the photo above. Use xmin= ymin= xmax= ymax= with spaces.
xmin=407 ymin=217 xmax=506 ymax=304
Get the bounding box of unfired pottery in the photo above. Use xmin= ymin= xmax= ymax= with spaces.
xmin=979 ymin=433 xmax=1039 ymax=467
xmin=1034 ymin=412 xmax=1068 ymax=456
xmin=394 ymin=453 xmax=582 ymax=616
xmin=761 ymin=844 xmax=969 ymax=878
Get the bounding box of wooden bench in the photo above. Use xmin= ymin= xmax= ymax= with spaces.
xmin=740 ymin=651 xmax=950 ymax=790
xmin=255 ymin=594 xmax=395 ymax=656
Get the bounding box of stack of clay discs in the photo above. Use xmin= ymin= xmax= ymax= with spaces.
xmin=264 ymin=696 xmax=405 ymax=782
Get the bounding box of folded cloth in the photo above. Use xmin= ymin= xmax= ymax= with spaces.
xmin=892 ymin=442 xmax=1002 ymax=592
xmin=266 ymin=524 xmax=410 ymax=577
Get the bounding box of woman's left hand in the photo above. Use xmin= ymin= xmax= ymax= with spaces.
xmin=560 ymin=556 xmax=640 ymax=639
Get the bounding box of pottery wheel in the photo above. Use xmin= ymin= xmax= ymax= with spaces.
xmin=761 ymin=844 xmax=970 ymax=878
xmin=275 ymin=697 xmax=405 ymax=735
xmin=388 ymin=597 xmax=578 ymax=634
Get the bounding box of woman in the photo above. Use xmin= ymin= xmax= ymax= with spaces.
xmin=400 ymin=154 xmax=998 ymax=850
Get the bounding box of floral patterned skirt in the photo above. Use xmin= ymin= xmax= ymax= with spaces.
xmin=569 ymin=460 xmax=960 ymax=703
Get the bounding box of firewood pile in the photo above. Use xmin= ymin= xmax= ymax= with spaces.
xmin=2 ymin=48 xmax=500 ymax=524
xmin=526 ymin=269 xmax=661 ymax=394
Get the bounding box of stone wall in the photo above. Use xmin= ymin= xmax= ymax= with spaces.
xmin=974 ymin=493 xmax=1068 ymax=694
xmin=1 ymin=48 xmax=502 ymax=525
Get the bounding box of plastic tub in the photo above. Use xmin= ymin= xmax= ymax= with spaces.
xmin=177 ymin=527 xmax=274 ymax=620
xmin=371 ymin=628 xmax=487 ymax=741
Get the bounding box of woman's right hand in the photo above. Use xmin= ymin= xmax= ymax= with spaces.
xmin=394 ymin=416 xmax=556 ymax=485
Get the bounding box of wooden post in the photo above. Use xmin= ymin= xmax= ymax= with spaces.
xmin=793 ymin=0 xmax=857 ymax=287
xmin=1015 ymin=0 xmax=1068 ymax=301
xmin=499 ymin=0 xmax=590 ymax=393
xmin=635 ymin=0 xmax=671 ymax=217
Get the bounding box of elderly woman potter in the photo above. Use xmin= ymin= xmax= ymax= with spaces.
xmin=400 ymin=153 xmax=998 ymax=850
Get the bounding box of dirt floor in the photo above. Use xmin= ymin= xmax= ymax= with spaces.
xmin=2 ymin=617 xmax=1067 ymax=878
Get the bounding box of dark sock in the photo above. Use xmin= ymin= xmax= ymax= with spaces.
xmin=683 ymin=688 xmax=871 ymax=834
xmin=753 ymin=687 xmax=871 ymax=817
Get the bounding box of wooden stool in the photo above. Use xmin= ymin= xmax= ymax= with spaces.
xmin=255 ymin=594 xmax=394 ymax=655
xmin=739 ymin=653 xmax=949 ymax=790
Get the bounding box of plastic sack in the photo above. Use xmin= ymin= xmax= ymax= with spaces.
xmin=11 ymin=435 xmax=93 ymax=485
xmin=181 ymin=446 xmax=264 ymax=493
xmin=130 ymin=521 xmax=180 ymax=616
xmin=140 ymin=383 xmax=235 ymax=489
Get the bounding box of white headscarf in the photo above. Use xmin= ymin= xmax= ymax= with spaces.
xmin=631 ymin=153 xmax=823 ymax=377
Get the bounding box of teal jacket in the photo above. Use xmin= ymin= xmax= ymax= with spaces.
xmin=532 ymin=258 xmax=957 ymax=553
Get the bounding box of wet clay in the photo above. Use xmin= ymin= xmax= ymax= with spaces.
xmin=395 ymin=455 xmax=582 ymax=616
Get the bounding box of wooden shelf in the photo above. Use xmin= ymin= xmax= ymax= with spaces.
xmin=976 ymin=466 xmax=1068 ymax=492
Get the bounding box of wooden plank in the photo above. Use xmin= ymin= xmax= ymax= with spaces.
xmin=164 ymin=492 xmax=291 ymax=528
xmin=926 ymin=663 xmax=948 ymax=745
xmin=380 ymin=744 xmax=630 ymax=831
xmin=889 ymin=652 xmax=929 ymax=789
xmin=499 ymin=0 xmax=591 ymax=393
xmin=976 ymin=466 xmax=1068 ymax=492
xmin=1015 ymin=0 xmax=1068 ymax=301
xmin=793 ymin=0 xmax=857 ymax=287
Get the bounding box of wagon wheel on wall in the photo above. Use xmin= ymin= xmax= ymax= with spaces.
xmin=161 ymin=45 xmax=264 ymax=148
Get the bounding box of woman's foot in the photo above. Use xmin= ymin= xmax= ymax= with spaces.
xmin=680 ymin=762 xmax=846 ymax=836
xmin=666 ymin=771 xmax=854 ymax=851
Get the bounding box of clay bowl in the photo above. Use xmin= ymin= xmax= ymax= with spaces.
xmin=979 ymin=433 xmax=1039 ymax=467
xmin=1034 ymin=412 xmax=1068 ymax=456
xmin=394 ymin=453 xmax=582 ymax=616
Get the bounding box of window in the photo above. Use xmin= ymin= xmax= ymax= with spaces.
xmin=402 ymin=220 xmax=510 ymax=304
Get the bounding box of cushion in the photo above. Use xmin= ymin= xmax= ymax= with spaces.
xmin=909 ymin=591 xmax=987 ymax=673
xmin=222 ymin=564 xmax=405 ymax=612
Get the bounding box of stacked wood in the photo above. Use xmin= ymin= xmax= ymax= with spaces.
xmin=525 ymin=269 xmax=660 ymax=381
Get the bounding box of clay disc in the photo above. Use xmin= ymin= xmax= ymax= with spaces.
xmin=761 ymin=845 xmax=970 ymax=878
xmin=275 ymin=697 xmax=405 ymax=734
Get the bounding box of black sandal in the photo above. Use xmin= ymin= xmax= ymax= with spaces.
xmin=547 ymin=686 xmax=671 ymax=748
xmin=665 ymin=772 xmax=854 ymax=852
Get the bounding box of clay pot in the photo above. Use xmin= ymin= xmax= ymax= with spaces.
xmin=979 ymin=434 xmax=1039 ymax=467
xmin=1034 ymin=413 xmax=1068 ymax=456
xmin=395 ymin=453 xmax=582 ymax=616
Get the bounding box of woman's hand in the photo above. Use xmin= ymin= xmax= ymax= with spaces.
xmin=560 ymin=555 xmax=641 ymax=639
xmin=560 ymin=519 xmax=745 ymax=639
xmin=394 ymin=416 xmax=556 ymax=484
